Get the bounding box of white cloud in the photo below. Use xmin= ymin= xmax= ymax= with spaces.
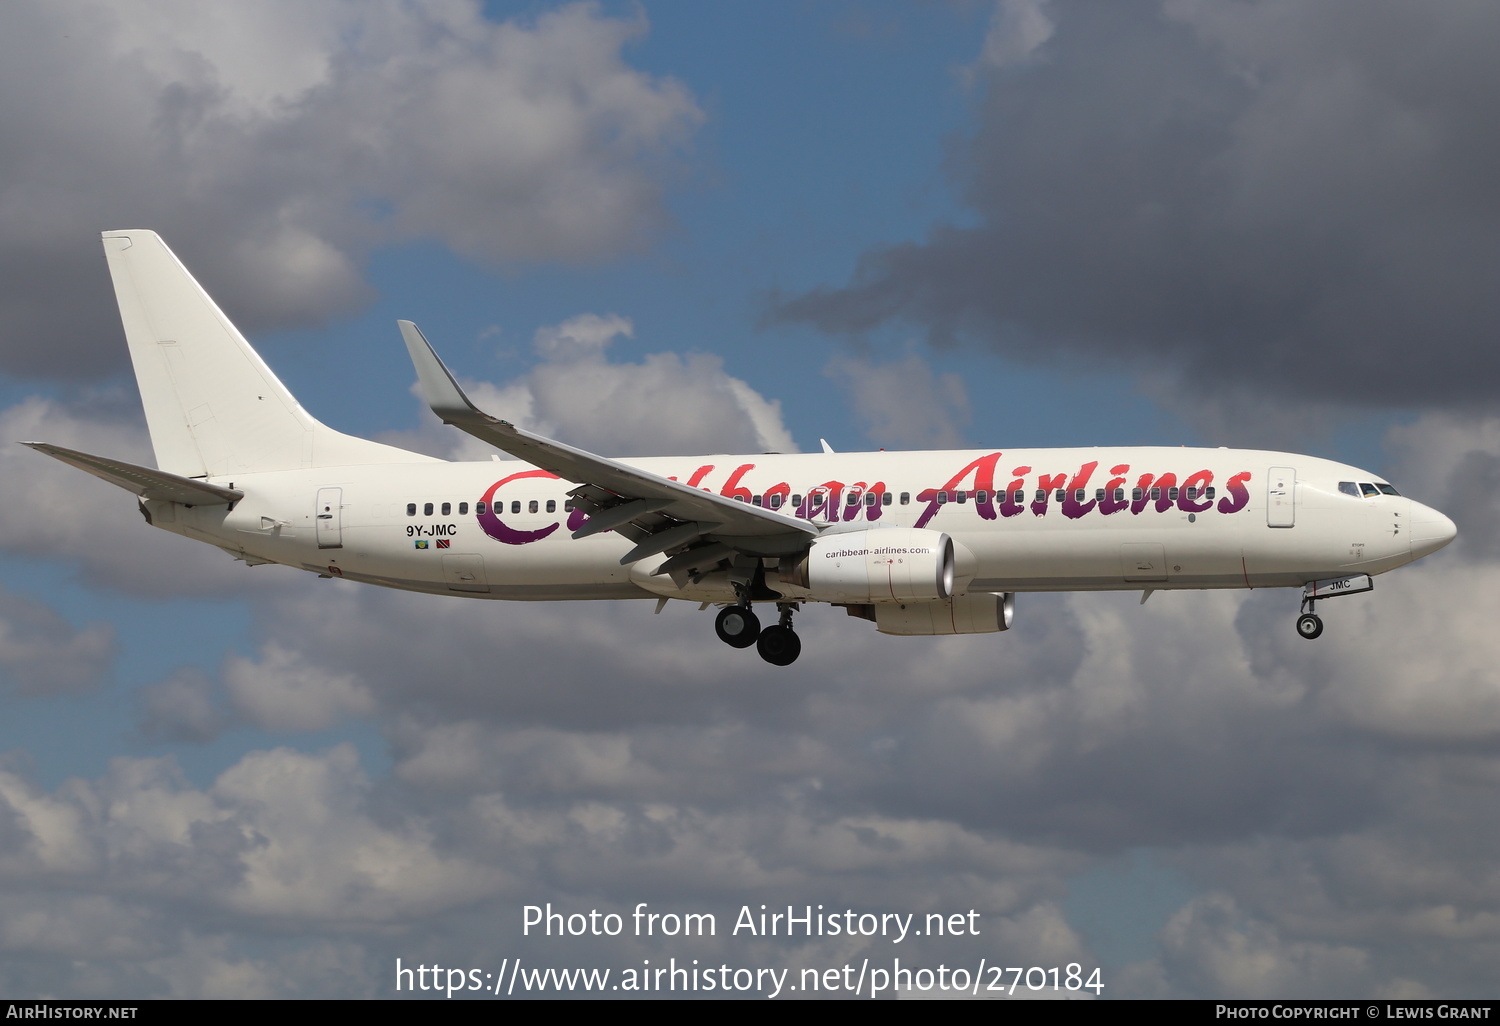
xmin=0 ymin=0 xmax=704 ymax=376
xmin=978 ymin=0 xmax=1056 ymax=71
xmin=825 ymin=352 xmax=970 ymax=449
xmin=137 ymin=668 xmax=229 ymax=743
xmin=1142 ymin=892 xmax=1374 ymax=999
xmin=222 ymin=642 xmax=374 ymax=732
xmin=391 ymin=312 xmax=799 ymax=458
xmin=533 ymin=312 xmax=634 ymax=361
xmin=0 ymin=745 xmax=497 ymax=928
xmin=0 ymin=584 xmax=115 ymax=696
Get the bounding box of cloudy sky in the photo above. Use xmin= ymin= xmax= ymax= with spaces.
xmin=2 ymin=0 xmax=1498 ymax=1000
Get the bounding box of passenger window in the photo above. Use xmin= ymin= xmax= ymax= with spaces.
xmin=938 ymin=491 xmax=949 ymax=504
xmin=752 ymin=495 xmax=763 ymax=506
xmin=1115 ymin=488 xmax=1125 ymax=501
xmin=1360 ymin=483 xmax=1379 ymax=498
xmin=846 ymin=492 xmax=859 ymax=507
xmin=882 ymin=492 xmax=892 ymax=506
xmin=1150 ymin=487 xmax=1161 ymax=501
xmin=423 ymin=502 xmax=433 ymax=516
xmin=956 ymin=490 xmax=967 ymax=504
xmin=441 ymin=502 xmax=451 ymax=516
xmin=1035 ymin=489 xmax=1046 ymax=502
xmin=406 ymin=503 xmax=416 ymax=516
xmin=865 ymin=493 xmax=877 ymax=507
xmin=899 ymin=492 xmax=910 ymax=505
xmin=1074 ymin=489 xmax=1085 ymax=502
xmin=511 ymin=501 xmax=521 ymax=514
xmin=792 ymin=494 xmax=803 ymax=507
xmin=1013 ymin=490 xmax=1025 ymax=504
xmin=458 ymin=502 xmax=468 ymax=515
xmin=1132 ymin=489 xmax=1142 ymax=502
xmin=975 ymin=490 xmax=988 ymax=503
xmin=1205 ymin=487 xmax=1215 ymax=500
xmin=1184 ymin=488 xmax=1196 ymax=501
xmin=528 ymin=500 xmax=538 ymax=514
xmin=1168 ymin=487 xmax=1179 ymax=501
xmin=477 ymin=502 xmax=486 ymax=515
xmin=545 ymin=499 xmax=556 ymax=513
xmin=769 ymin=494 xmax=782 ymax=509
xmin=734 ymin=495 xmax=746 ymax=503
xmin=1055 ymin=489 xmax=1066 ymax=502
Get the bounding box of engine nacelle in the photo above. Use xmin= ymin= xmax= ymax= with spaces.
xmin=875 ymin=593 xmax=1015 ymax=636
xmin=780 ymin=528 xmax=955 ymax=604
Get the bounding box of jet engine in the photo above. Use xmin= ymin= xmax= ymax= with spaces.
xmin=778 ymin=528 xmax=962 ymax=604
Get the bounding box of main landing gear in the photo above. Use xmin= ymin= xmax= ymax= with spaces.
xmin=714 ymin=600 xmax=801 ymax=665
xmin=714 ymin=604 xmax=760 ymax=648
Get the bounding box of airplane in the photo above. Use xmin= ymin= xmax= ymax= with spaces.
xmin=23 ymin=230 xmax=1457 ymax=666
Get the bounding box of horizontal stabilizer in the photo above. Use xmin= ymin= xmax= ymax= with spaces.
xmin=21 ymin=442 xmax=243 ymax=505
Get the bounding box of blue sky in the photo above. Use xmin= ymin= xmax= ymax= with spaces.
xmin=1 ymin=0 xmax=1497 ymax=1000
xmin=249 ymin=0 xmax=1191 ymax=455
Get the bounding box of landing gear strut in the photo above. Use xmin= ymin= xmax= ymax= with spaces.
xmin=756 ymin=603 xmax=801 ymax=666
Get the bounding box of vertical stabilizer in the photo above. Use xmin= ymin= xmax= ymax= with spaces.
xmin=101 ymin=230 xmax=435 ymax=476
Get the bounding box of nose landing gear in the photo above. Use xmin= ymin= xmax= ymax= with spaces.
xmin=1296 ymin=611 xmax=1324 ymax=639
xmin=1294 ymin=574 xmax=1374 ymax=640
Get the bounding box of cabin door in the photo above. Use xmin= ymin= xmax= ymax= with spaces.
xmin=315 ymin=487 xmax=343 ymax=549
xmin=1267 ymin=468 xmax=1296 ymax=528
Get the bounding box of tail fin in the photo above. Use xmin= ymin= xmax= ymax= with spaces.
xmin=101 ymin=230 xmax=436 ymax=476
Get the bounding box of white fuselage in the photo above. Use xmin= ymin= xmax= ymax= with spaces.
xmin=146 ymin=446 xmax=1444 ymax=604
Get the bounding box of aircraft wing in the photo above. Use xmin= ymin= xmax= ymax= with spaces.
xmin=399 ymin=321 xmax=817 ymax=571
xmin=21 ymin=442 xmax=243 ymax=505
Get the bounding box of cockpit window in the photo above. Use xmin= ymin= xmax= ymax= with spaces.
xmin=1338 ymin=482 xmax=1359 ymax=497
xmin=1377 ymin=483 xmax=1400 ymax=496
xmin=1360 ymin=482 xmax=1380 ymax=498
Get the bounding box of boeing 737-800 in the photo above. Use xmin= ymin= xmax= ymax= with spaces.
xmin=24 ymin=231 xmax=1457 ymax=666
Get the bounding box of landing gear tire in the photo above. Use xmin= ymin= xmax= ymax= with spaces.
xmin=1296 ymin=612 xmax=1324 ymax=640
xmin=715 ymin=605 xmax=760 ymax=648
xmin=757 ymin=624 xmax=801 ymax=666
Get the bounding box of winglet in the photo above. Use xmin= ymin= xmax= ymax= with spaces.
xmin=395 ymin=321 xmax=818 ymax=544
xmin=398 ymin=320 xmax=501 ymax=428
xmin=819 ymin=438 xmax=836 ymax=454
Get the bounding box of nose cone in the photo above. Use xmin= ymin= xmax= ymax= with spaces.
xmin=1409 ymin=501 xmax=1457 ymax=560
